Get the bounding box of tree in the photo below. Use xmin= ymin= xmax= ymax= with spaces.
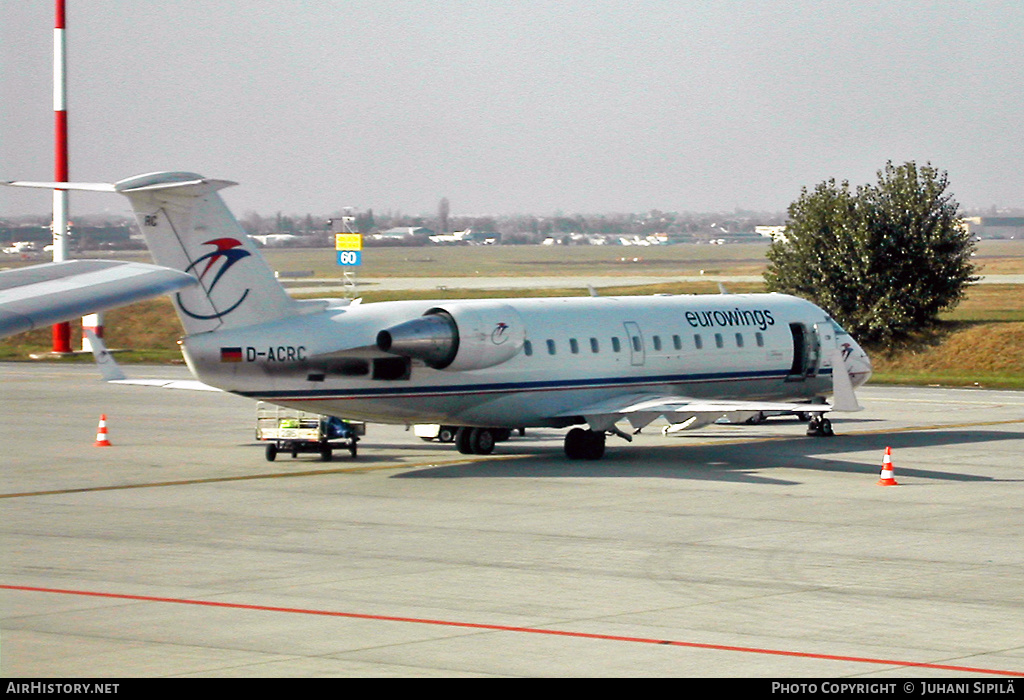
xmin=764 ymin=161 xmax=977 ymax=346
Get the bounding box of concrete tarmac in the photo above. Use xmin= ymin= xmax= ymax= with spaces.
xmin=2 ymin=362 xmax=1023 ymax=678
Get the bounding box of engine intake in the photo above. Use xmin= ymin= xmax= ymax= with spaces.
xmin=376 ymin=302 xmax=525 ymax=371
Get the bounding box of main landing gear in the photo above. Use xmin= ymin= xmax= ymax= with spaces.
xmin=806 ymin=414 xmax=834 ymax=437
xmin=455 ymin=427 xmax=497 ymax=455
xmin=563 ymin=428 xmax=606 ymax=460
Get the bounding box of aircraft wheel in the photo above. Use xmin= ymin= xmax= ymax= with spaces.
xmin=456 ymin=428 xmax=474 ymax=454
xmin=438 ymin=427 xmax=456 ymax=443
xmin=582 ymin=431 xmax=605 ymax=460
xmin=349 ymin=441 xmax=358 ymax=458
xmin=265 ymin=443 xmax=278 ymax=462
xmin=565 ymin=428 xmax=605 ymax=460
xmin=806 ymin=416 xmax=835 ymax=437
xmin=564 ymin=428 xmax=585 ymax=459
xmin=469 ymin=428 xmax=496 ymax=455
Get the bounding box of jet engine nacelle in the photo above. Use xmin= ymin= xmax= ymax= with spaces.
xmin=376 ymin=302 xmax=525 ymax=371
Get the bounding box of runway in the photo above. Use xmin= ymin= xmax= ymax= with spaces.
xmin=2 ymin=362 xmax=1023 ymax=677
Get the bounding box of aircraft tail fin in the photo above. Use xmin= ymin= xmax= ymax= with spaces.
xmin=112 ymin=172 xmax=297 ymax=334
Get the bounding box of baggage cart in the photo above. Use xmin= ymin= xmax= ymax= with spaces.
xmin=256 ymin=402 xmax=364 ymax=461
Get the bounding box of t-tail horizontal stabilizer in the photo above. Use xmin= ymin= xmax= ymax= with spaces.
xmin=5 ymin=173 xmax=298 ymax=336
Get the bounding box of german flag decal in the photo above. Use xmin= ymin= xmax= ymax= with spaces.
xmin=220 ymin=347 xmax=243 ymax=363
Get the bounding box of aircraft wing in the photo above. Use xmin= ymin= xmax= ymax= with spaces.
xmin=558 ymin=392 xmax=831 ymax=434
xmin=0 ymin=260 xmax=196 ymax=339
xmin=82 ymin=329 xmax=221 ymax=391
xmin=107 ymin=378 xmax=222 ymax=391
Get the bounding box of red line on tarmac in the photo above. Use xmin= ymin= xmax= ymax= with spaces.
xmin=4 ymin=584 xmax=1023 ymax=677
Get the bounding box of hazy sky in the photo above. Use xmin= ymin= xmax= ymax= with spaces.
xmin=2 ymin=1 xmax=1022 ymax=218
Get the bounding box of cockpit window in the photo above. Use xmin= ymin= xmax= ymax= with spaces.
xmin=829 ymin=318 xmax=849 ymax=336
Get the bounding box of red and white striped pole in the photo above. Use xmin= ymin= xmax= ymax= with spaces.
xmin=52 ymin=0 xmax=72 ymax=354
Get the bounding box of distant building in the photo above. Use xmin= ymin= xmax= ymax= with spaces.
xmin=961 ymin=217 xmax=1024 ymax=240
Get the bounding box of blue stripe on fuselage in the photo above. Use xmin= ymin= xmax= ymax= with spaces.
xmin=237 ymin=367 xmax=831 ymax=401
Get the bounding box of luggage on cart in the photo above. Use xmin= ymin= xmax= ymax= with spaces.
xmin=255 ymin=402 xmax=364 ymax=462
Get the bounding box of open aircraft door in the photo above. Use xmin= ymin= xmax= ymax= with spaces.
xmin=623 ymin=321 xmax=645 ymax=366
xmin=786 ymin=322 xmax=821 ymax=381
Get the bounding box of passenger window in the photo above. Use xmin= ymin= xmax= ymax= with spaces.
xmin=590 ymin=338 xmax=600 ymax=353
xmin=612 ymin=337 xmax=621 ymax=353
xmin=570 ymin=338 xmax=579 ymax=354
xmin=694 ymin=334 xmax=703 ymax=350
xmin=755 ymin=332 xmax=764 ymax=347
xmin=547 ymin=339 xmax=556 ymax=355
xmin=714 ymin=333 xmax=724 ymax=349
xmin=735 ymin=333 xmax=744 ymax=348
xmin=652 ymin=335 xmax=662 ymax=351
xmin=524 ymin=340 xmax=533 ymax=356
xmin=673 ymin=335 xmax=682 ymax=350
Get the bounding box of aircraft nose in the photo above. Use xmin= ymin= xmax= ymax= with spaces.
xmin=848 ymin=346 xmax=872 ymax=387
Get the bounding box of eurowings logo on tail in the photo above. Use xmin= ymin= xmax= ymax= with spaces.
xmin=177 ymin=238 xmax=252 ymax=320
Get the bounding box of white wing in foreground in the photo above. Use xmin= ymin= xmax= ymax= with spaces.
xmin=558 ymin=392 xmax=831 ymax=434
xmin=108 ymin=378 xmax=222 ymax=392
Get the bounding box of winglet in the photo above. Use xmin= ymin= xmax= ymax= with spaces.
xmin=829 ymin=344 xmax=863 ymax=412
xmin=84 ymin=329 xmax=126 ymax=382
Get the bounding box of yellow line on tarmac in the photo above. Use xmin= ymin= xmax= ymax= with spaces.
xmin=0 ymin=454 xmax=526 ymax=500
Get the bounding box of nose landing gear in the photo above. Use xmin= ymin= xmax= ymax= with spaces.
xmin=806 ymin=414 xmax=834 ymax=437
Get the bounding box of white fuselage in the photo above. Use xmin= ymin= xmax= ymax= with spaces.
xmin=179 ymin=292 xmax=871 ymax=428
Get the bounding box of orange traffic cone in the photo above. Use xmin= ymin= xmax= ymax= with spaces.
xmin=876 ymin=446 xmax=898 ymax=486
xmin=94 ymin=414 xmax=112 ymax=447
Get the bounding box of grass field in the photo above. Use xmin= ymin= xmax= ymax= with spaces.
xmin=3 ymin=242 xmax=1023 ymax=388
xmin=266 ymin=239 xmax=1024 ymax=278
xmin=11 ymin=238 xmax=1021 ymax=278
xmin=265 ymin=243 xmax=776 ymax=278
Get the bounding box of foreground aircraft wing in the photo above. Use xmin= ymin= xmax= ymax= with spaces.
xmin=0 ymin=260 xmax=196 ymax=339
xmin=559 ymin=393 xmax=832 ymax=434
xmin=108 ymin=378 xmax=223 ymax=391
xmin=83 ymin=329 xmax=221 ymax=391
